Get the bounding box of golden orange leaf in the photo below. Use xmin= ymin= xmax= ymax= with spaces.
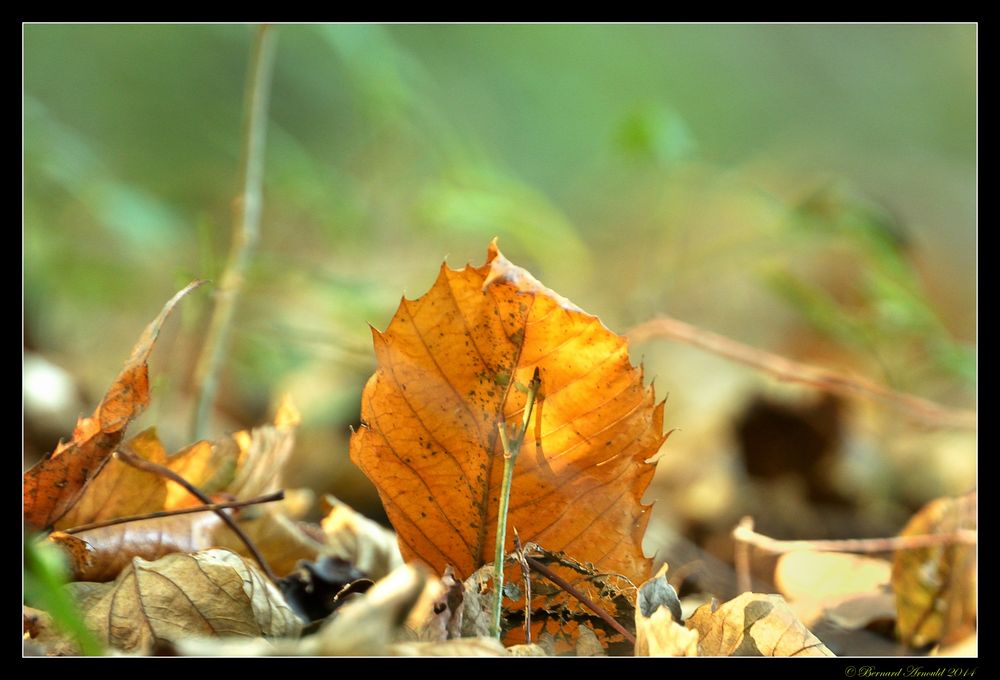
xmin=349 ymin=241 xmax=666 ymax=590
xmin=23 ymin=281 xmax=205 ymax=531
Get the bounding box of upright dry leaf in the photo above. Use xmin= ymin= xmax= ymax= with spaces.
xmin=686 ymin=593 xmax=834 ymax=657
xmin=350 ymin=240 xmax=666 ymax=593
xmin=23 ymin=281 xmax=204 ymax=530
xmin=226 ymin=398 xmax=299 ymax=500
xmin=892 ymin=492 xmax=976 ymax=648
xmin=66 ymin=548 xmax=301 ymax=653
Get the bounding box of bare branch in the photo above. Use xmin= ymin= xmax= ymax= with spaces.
xmin=629 ymin=315 xmax=975 ymax=430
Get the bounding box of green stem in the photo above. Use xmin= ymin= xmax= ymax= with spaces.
xmin=490 ymin=368 xmax=541 ymax=639
xmin=192 ymin=24 xmax=278 ymax=440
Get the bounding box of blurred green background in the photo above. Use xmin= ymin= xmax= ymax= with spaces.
xmin=24 ymin=24 xmax=976 ymax=567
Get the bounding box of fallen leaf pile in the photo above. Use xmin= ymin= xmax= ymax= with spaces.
xmin=23 ymin=245 xmax=976 ymax=658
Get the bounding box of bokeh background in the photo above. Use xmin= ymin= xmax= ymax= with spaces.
xmin=24 ymin=23 xmax=976 ymax=605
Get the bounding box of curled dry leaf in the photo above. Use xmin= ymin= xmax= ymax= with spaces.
xmin=686 ymin=593 xmax=834 ymax=657
xmin=349 ymin=241 xmax=666 ymax=588
xmin=24 ymin=281 xmax=205 ymax=530
xmin=226 ymin=395 xmax=299 ymax=501
xmin=414 ymin=565 xmax=465 ymax=642
xmin=460 ymin=564 xmax=495 ymax=639
xmin=634 ymin=564 xmax=697 ymax=656
xmin=176 ymin=564 xmax=437 ymax=657
xmin=313 ymin=563 xmax=429 ymax=655
xmin=65 ymin=549 xmax=301 ymax=653
xmin=320 ymin=495 xmax=404 ymax=580
xmin=51 ymin=512 xmax=222 ymax=582
xmin=892 ymin=492 xmax=976 ymax=648
xmin=635 ymin=607 xmax=698 ymax=657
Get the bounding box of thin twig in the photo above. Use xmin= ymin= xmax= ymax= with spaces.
xmin=628 ymin=316 xmax=976 ymax=430
xmin=525 ymin=556 xmax=636 ymax=645
xmin=732 ymin=514 xmax=977 ymax=556
xmin=62 ymin=491 xmax=285 ymax=535
xmin=115 ymin=445 xmax=278 ymax=582
xmin=192 ymin=24 xmax=278 ymax=440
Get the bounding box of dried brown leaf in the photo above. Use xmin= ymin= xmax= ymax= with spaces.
xmin=413 ymin=565 xmax=465 ymax=642
xmin=227 ymin=395 xmax=299 ymax=501
xmin=892 ymin=492 xmax=976 ymax=648
xmin=52 ymin=513 xmax=222 ymax=582
xmin=314 ymin=564 xmax=428 ymax=655
xmin=24 ymin=281 xmax=204 ymax=530
xmin=634 ymin=565 xmax=697 ymax=656
xmin=686 ymin=593 xmax=834 ymax=657
xmin=636 ymin=607 xmax=698 ymax=656
xmin=66 ymin=548 xmax=301 ymax=653
xmin=460 ymin=563 xmax=501 ymax=641
xmin=320 ymin=495 xmax=404 ymax=580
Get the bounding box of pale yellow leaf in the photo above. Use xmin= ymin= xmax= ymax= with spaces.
xmin=66 ymin=549 xmax=301 ymax=653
